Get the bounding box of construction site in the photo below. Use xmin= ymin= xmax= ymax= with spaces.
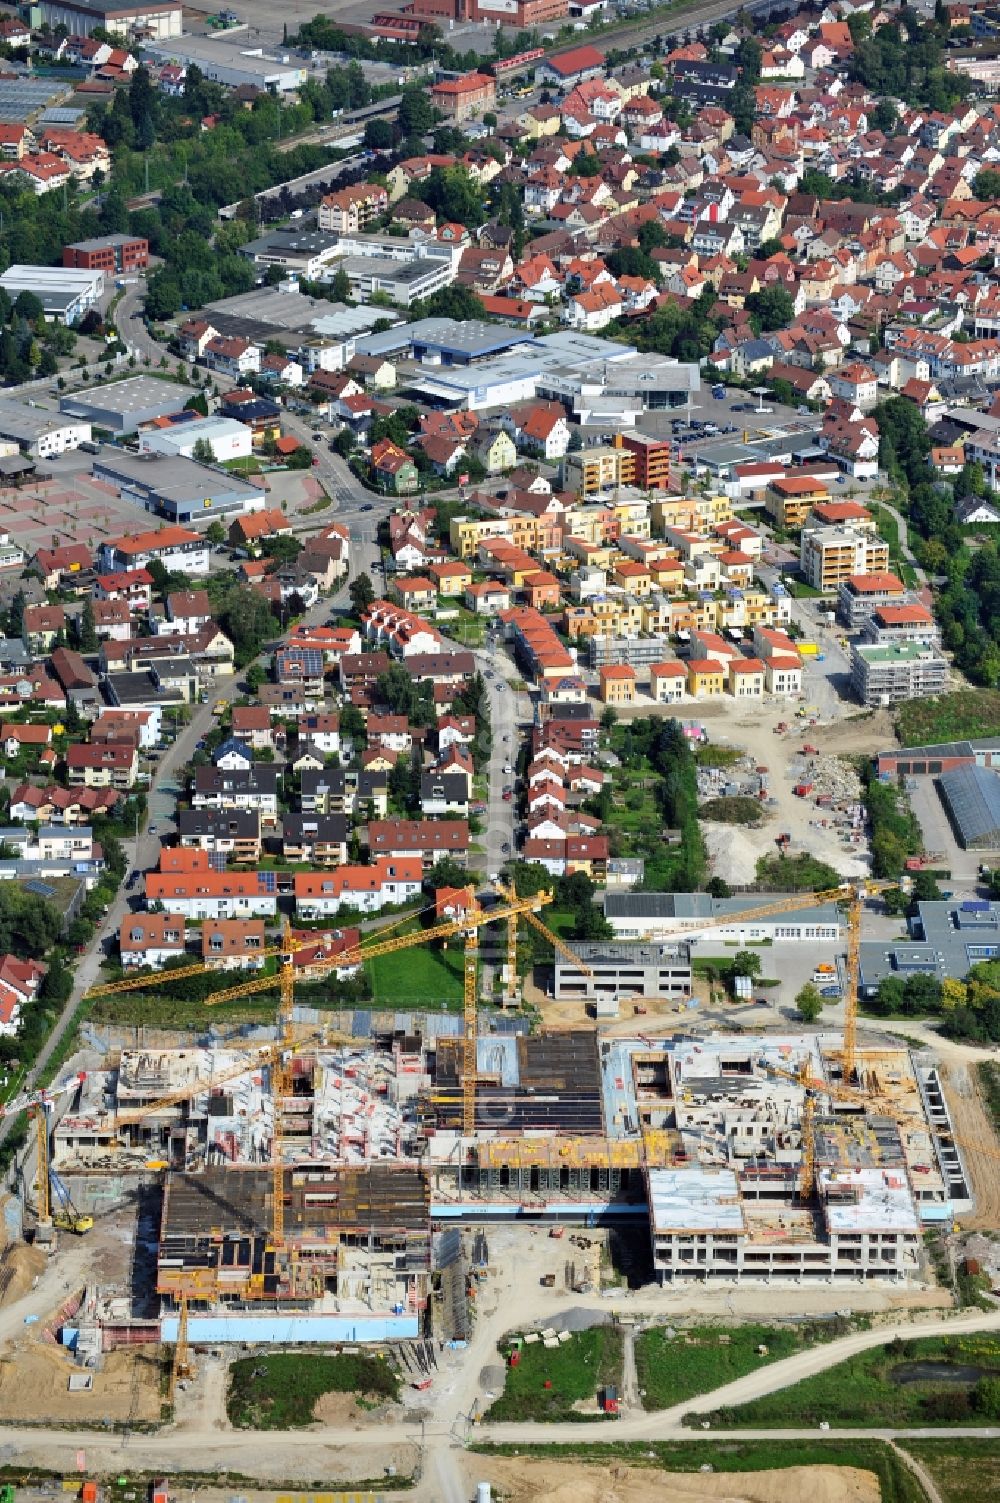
xmin=2 ymin=883 xmax=981 ymax=1359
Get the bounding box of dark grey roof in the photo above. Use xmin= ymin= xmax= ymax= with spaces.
xmin=859 ymin=899 xmax=1000 ymax=993
xmin=940 ymin=764 xmax=1000 ymax=847
xmin=178 ymin=808 xmax=260 ymax=838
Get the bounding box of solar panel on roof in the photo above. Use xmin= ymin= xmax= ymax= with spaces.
xmin=24 ymin=879 xmax=56 ymax=898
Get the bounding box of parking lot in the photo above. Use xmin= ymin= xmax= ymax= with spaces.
xmin=906 ymin=776 xmax=984 ymax=890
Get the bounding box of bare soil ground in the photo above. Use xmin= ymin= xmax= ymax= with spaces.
xmin=619 ymin=700 xmax=895 ymax=884
xmin=468 ymin=1458 xmax=881 ymax=1503
xmin=311 ymin=1391 xmax=386 ymax=1427
xmin=0 ymin=1339 xmax=163 ymax=1423
xmin=941 ymin=1063 xmax=1000 ymax=1230
xmin=0 ymin=1240 xmax=46 ymax=1307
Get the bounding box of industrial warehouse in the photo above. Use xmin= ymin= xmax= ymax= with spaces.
xmin=41 ymin=1020 xmax=971 ymax=1350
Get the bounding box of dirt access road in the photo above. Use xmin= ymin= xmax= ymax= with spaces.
xmin=0 ymin=1230 xmax=995 ymax=1498
xmin=941 ymin=1060 xmax=1000 ymax=1229
xmin=616 ymin=697 xmax=894 ymax=884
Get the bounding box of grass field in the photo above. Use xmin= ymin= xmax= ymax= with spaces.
xmin=695 ymin=746 xmax=743 ymax=768
xmin=602 ymin=767 xmax=661 ymax=842
xmin=895 ymin=689 xmax=1000 ymax=748
xmin=470 ymin=1439 xmax=926 ymax=1503
xmin=786 ymin=577 xmax=827 ymax=598
xmin=227 ymin=1352 xmax=399 ymax=1428
xmin=487 ymin=1326 xmax=623 ymax=1423
xmin=91 ymin=992 xmax=279 ymax=1026
xmin=979 ymin=1060 xmax=1000 ymax=1134
xmin=698 ymin=796 xmax=764 ymax=825
xmin=907 ymin=1438 xmax=1000 ymax=1503
xmin=636 ymin=1324 xmax=815 ymax=1410
xmin=704 ymin=1333 xmax=1000 ymax=1429
xmin=365 ymin=934 xmax=465 ymax=1007
xmin=543 ymin=909 xmax=576 ymax=938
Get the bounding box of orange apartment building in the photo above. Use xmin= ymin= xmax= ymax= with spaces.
xmin=613 ymin=432 xmax=672 ymax=490
xmin=598 ymin=665 xmax=637 ymax=705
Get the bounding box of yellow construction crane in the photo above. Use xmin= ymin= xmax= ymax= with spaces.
xmin=493 ymin=877 xmax=594 ymax=1005
xmin=85 ymin=883 xmax=556 ymax=1238
xmin=85 ymin=944 xmax=292 ymax=999
xmin=197 ymin=895 xmax=557 ymax=1143
xmin=113 ymin=1037 xmax=310 ymax=1127
xmin=171 ymin=1291 xmax=195 ymax=1397
xmin=31 ymin=1104 xmax=93 ymax=1237
xmin=668 ymin=880 xmax=895 ymax=1082
xmin=90 ymin=888 xmax=555 ymax=1236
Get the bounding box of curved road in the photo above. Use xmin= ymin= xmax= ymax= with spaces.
xmin=0 ymin=1296 xmax=998 ymax=1494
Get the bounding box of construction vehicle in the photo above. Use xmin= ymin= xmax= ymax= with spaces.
xmin=50 ymin=1168 xmax=93 ymax=1235
xmin=170 ymin=1291 xmax=195 ymax=1397
xmin=33 ymin=1106 xmax=92 ymax=1241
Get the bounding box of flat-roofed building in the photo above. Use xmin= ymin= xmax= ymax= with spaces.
xmin=554 ymin=941 xmax=692 ymax=1013
xmin=604 ymin=891 xmax=842 ymax=942
xmin=0 ymin=401 xmax=91 ymax=458
xmin=35 ymin=0 xmax=181 ymax=37
xmin=800 ymin=525 xmax=890 ymax=592
xmin=850 ymin=640 xmax=949 ymax=708
xmin=837 ymin=571 xmax=907 ymax=628
xmin=63 ymin=234 xmax=148 ymax=274
xmin=0 ymin=264 xmax=103 ymax=324
xmin=60 ymin=375 xmax=199 ymax=434
xmin=613 ymin=431 xmax=672 ymax=490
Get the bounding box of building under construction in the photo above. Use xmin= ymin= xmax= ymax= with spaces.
xmin=157 ymin=1163 xmax=430 ymax=1335
xmin=48 ymin=1028 xmax=973 ymax=1341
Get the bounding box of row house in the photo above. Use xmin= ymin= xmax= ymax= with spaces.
xmin=293 ymin=858 xmax=422 ymax=919
xmin=145 ymin=869 xmax=278 ymax=922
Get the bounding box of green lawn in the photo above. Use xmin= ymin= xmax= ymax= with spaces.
xmin=703 ymin=1333 xmax=1000 ymax=1429
xmin=487 ymin=1326 xmax=623 ymax=1422
xmin=896 ymin=690 xmax=1000 ymax=748
xmin=599 ymin=762 xmax=661 ymax=845
xmin=754 ymin=852 xmax=842 ymax=891
xmin=869 ymin=502 xmax=900 ymax=553
xmin=364 ymin=934 xmax=465 ymax=1007
xmin=907 ymin=1438 xmax=1000 ymax=1503
xmin=470 ymin=1440 xmax=926 ymax=1503
xmin=91 ymin=992 xmax=279 ymax=1027
xmin=227 ymin=1352 xmax=399 ymax=1428
xmin=636 ymin=1324 xmax=811 ymax=1410
xmin=543 ymin=909 xmax=577 ymax=939
xmin=786 ymin=577 xmax=827 ymax=598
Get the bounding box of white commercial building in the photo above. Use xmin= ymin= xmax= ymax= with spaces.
xmin=603 ymin=892 xmax=842 ymax=943
xmin=405 ymin=329 xmax=700 ymax=417
xmin=0 ymin=264 xmax=104 ymax=325
xmin=35 ymin=0 xmax=181 ymax=38
xmin=0 ymin=402 xmax=92 ymax=458
xmin=142 ymin=36 xmax=307 ymax=92
xmin=138 ymin=416 xmax=252 ymax=463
